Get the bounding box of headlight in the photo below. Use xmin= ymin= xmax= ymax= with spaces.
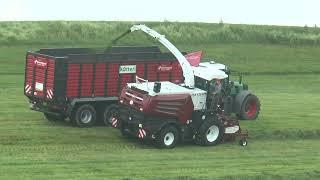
xmin=139 ymin=107 xmax=143 ymax=111
xmin=120 ymin=100 xmax=124 ymax=103
xmin=129 ymin=100 xmax=133 ymax=105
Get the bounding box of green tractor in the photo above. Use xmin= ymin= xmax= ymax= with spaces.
xmin=194 ymin=61 xmax=260 ymax=120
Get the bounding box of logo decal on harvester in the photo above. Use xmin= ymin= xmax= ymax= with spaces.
xmin=119 ymin=65 xmax=136 ymax=74
xmin=157 ymin=65 xmax=173 ymax=72
xmin=34 ymin=59 xmax=47 ymax=68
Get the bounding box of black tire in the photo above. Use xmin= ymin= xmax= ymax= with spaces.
xmin=71 ymin=104 xmax=96 ymax=127
xmin=44 ymin=113 xmax=65 ymax=121
xmin=195 ymin=119 xmax=224 ymax=146
xmin=120 ymin=126 xmax=132 ymax=138
xmin=103 ymin=104 xmax=119 ymax=126
xmin=155 ymin=125 xmax=179 ymax=149
xmin=239 ymin=139 xmax=248 ymax=146
xmin=239 ymin=94 xmax=260 ymax=120
xmin=95 ymin=103 xmax=106 ymax=125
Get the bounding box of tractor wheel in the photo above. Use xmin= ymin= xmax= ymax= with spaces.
xmin=195 ymin=119 xmax=224 ymax=146
xmin=71 ymin=104 xmax=97 ymax=127
xmin=103 ymin=104 xmax=119 ymax=126
xmin=156 ymin=125 xmax=179 ymax=149
xmin=44 ymin=113 xmax=65 ymax=121
xmin=239 ymin=94 xmax=260 ymax=120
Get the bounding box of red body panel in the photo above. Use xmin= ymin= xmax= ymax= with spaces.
xmin=94 ymin=63 xmax=106 ymax=96
xmin=172 ymin=62 xmax=183 ymax=84
xmin=146 ymin=63 xmax=158 ymax=82
xmin=80 ymin=64 xmax=94 ymax=97
xmin=25 ymin=54 xmax=35 ymax=95
xmin=146 ymin=94 xmax=194 ymax=124
xmin=120 ymin=88 xmax=193 ymax=124
xmin=66 ymin=64 xmax=80 ymax=97
xmin=158 ymin=62 xmax=171 ymax=81
xmin=25 ymin=48 xmax=184 ymax=103
xmin=65 ymin=61 xmax=183 ymax=98
xmin=135 ymin=62 xmax=146 ymax=78
xmin=107 ymin=63 xmax=120 ymax=97
xmin=24 ymin=54 xmax=55 ymax=100
xmin=45 ymin=59 xmax=55 ymax=99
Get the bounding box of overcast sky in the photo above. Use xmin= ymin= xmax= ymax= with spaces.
xmin=0 ymin=0 xmax=318 ymax=27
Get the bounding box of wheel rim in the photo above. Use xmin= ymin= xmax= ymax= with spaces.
xmin=80 ymin=110 xmax=92 ymax=124
xmin=105 ymin=109 xmax=117 ymax=124
xmin=245 ymin=100 xmax=257 ymax=119
xmin=108 ymin=116 xmax=113 ymax=124
xmin=243 ymin=141 xmax=247 ymax=146
xmin=164 ymin=132 xmax=175 ymax=146
xmin=206 ymin=125 xmax=219 ymax=142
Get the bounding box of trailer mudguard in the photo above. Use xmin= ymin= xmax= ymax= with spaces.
xmin=69 ymin=97 xmax=118 ymax=106
xmin=66 ymin=97 xmax=118 ymax=116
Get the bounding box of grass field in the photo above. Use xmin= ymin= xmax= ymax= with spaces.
xmin=1 ymin=21 xmax=320 ymax=46
xmin=0 ymin=22 xmax=320 ymax=179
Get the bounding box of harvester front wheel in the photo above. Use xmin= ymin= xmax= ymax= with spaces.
xmin=195 ymin=119 xmax=224 ymax=146
xmin=156 ymin=125 xmax=179 ymax=149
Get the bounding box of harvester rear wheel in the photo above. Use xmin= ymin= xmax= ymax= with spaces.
xmin=239 ymin=94 xmax=260 ymax=120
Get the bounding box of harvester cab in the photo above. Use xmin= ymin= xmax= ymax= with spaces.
xmin=121 ymin=24 xmax=230 ymax=114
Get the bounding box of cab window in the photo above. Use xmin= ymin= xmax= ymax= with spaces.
xmin=208 ymin=80 xmax=216 ymax=93
xmin=195 ymin=76 xmax=208 ymax=90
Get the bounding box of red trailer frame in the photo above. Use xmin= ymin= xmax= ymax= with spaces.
xmin=24 ymin=46 xmax=184 ymax=127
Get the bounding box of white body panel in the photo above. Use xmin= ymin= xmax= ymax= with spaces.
xmin=199 ymin=62 xmax=226 ymax=70
xmin=127 ymin=81 xmax=207 ymax=110
xmin=193 ymin=62 xmax=228 ymax=81
xmin=225 ymin=126 xmax=240 ymax=134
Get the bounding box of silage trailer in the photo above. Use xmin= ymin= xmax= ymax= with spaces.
xmin=24 ymin=46 xmax=184 ymax=127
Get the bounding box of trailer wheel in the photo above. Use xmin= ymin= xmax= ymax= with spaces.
xmin=71 ymin=104 xmax=96 ymax=127
xmin=156 ymin=125 xmax=179 ymax=149
xmin=195 ymin=119 xmax=224 ymax=146
xmin=44 ymin=113 xmax=64 ymax=121
xmin=239 ymin=94 xmax=260 ymax=120
xmin=103 ymin=104 xmax=119 ymax=126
